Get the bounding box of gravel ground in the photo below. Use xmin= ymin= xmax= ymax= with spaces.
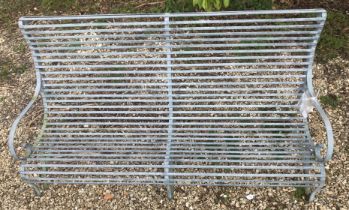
xmin=1 ymin=26 xmax=348 ymax=209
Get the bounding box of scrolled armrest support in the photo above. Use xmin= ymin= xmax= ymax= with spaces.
xmin=309 ymin=96 xmax=334 ymax=162
xmin=306 ymin=66 xmax=334 ymax=162
xmin=8 ymin=70 xmax=41 ymax=161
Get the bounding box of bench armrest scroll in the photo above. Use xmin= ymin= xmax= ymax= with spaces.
xmin=8 ymin=71 xmax=41 ymax=161
xmin=310 ymin=96 xmax=334 ymax=162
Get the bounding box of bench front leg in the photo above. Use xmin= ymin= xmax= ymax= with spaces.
xmin=8 ymin=70 xmax=42 ymax=161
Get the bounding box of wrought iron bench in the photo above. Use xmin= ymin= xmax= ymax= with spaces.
xmin=9 ymin=9 xmax=334 ymax=201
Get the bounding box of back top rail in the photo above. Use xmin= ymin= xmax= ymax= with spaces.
xmin=19 ymin=9 xmax=326 ymax=21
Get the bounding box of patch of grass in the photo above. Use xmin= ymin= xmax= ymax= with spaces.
xmin=0 ymin=0 xmax=40 ymax=32
xmin=40 ymin=0 xmax=76 ymax=13
xmin=215 ymin=190 xmax=230 ymax=205
xmin=165 ymin=0 xmax=195 ymax=12
xmin=111 ymin=4 xmax=139 ymax=13
xmin=15 ymin=42 xmax=27 ymax=54
xmin=316 ymin=11 xmax=349 ymax=62
xmin=294 ymin=187 xmax=306 ymax=200
xmin=223 ymin=168 xmax=231 ymax=173
xmin=0 ymin=0 xmax=166 ymax=33
xmin=258 ymin=107 xmax=276 ymax=112
xmin=0 ymin=68 xmax=11 ymax=81
xmin=104 ymin=73 xmax=125 ymax=83
xmin=147 ymin=6 xmax=164 ymax=13
xmin=16 ymin=64 xmax=27 ymax=74
xmin=229 ymin=0 xmax=272 ymax=10
xmin=105 ymin=73 xmax=124 ymax=78
xmin=68 ymin=43 xmax=82 ymax=47
xmin=112 ymin=1 xmax=165 ymax=13
xmin=112 ymin=67 xmax=126 ymax=71
xmin=192 ymin=0 xmax=272 ymax=11
xmin=106 ymin=68 xmax=127 ymax=83
xmin=319 ymin=94 xmax=340 ymax=108
xmin=0 ymin=58 xmax=28 ymax=81
xmin=273 ymin=150 xmax=285 ymax=160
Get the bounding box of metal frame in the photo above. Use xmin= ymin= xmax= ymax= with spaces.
xmin=8 ymin=9 xmax=333 ymax=201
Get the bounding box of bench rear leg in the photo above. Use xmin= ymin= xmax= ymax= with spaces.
xmin=28 ymin=183 xmax=42 ymax=196
xmin=167 ymin=185 xmax=174 ymax=200
xmin=307 ymin=186 xmax=323 ymax=202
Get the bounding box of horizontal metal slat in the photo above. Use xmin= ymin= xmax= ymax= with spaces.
xmin=37 ymin=141 xmax=309 ymax=147
xmin=44 ymin=93 xmax=302 ymax=102
xmin=31 ymin=146 xmax=310 ymax=153
xmin=32 ymin=42 xmax=315 ymax=51
xmin=42 ymin=74 xmax=306 ymax=81
xmin=41 ymin=68 xmax=308 ymax=75
xmin=22 ymin=179 xmax=321 ymax=187
xmin=27 ymin=31 xmax=319 ymax=42
xmin=25 ymin=156 xmax=313 ymax=163
xmin=46 ymin=110 xmax=299 ymax=115
xmin=45 ymin=121 xmax=304 ymax=126
xmin=24 ymin=158 xmax=315 ymax=166
xmin=46 ymin=116 xmax=304 ymax=120
xmin=45 ymin=98 xmax=300 ymax=104
xmin=23 ymin=24 xmax=322 ymax=36
xmin=32 ymin=147 xmax=310 ymax=154
xmin=20 ymin=170 xmax=320 ymax=178
xmin=46 ymin=104 xmax=299 ymax=109
xmin=19 ymin=9 xmax=325 ymax=21
xmin=42 ymin=132 xmax=305 ymax=137
xmin=37 ymin=62 xmax=310 ymax=69
xmin=22 ymin=17 xmax=324 ymax=29
xmin=43 ymin=127 xmax=303 ymax=132
xmin=30 ymin=37 xmax=318 ymax=49
xmin=32 ymin=36 xmax=317 ymax=47
xmin=43 ymin=81 xmax=304 ymax=87
xmin=22 ymin=164 xmax=319 ymax=171
xmin=29 ymin=153 xmax=313 ymax=160
xmin=35 ymin=49 xmax=312 ymax=57
xmin=21 ymin=178 xmax=321 ymax=187
xmin=44 ymin=87 xmax=302 ymax=93
xmin=40 ymin=133 xmax=306 ymax=138
xmin=38 ymin=55 xmax=311 ymax=63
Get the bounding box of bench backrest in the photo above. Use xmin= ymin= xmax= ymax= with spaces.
xmin=19 ymin=10 xmax=326 ymax=137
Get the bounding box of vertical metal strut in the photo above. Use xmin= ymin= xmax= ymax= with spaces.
xmin=163 ymin=15 xmax=174 ymax=199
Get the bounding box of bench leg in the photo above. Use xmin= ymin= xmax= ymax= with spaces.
xmin=29 ymin=183 xmax=42 ymax=196
xmin=307 ymin=186 xmax=322 ymax=202
xmin=306 ymin=162 xmax=325 ymax=202
xmin=167 ymin=185 xmax=174 ymax=200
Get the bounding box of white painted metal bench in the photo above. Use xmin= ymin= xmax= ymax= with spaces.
xmin=9 ymin=9 xmax=334 ymax=201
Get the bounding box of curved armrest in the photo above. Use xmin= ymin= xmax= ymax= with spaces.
xmin=8 ymin=70 xmax=41 ymax=161
xmin=309 ymin=96 xmax=334 ymax=162
xmin=300 ymin=7 xmax=332 ymax=162
xmin=306 ymin=68 xmax=334 ymax=162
